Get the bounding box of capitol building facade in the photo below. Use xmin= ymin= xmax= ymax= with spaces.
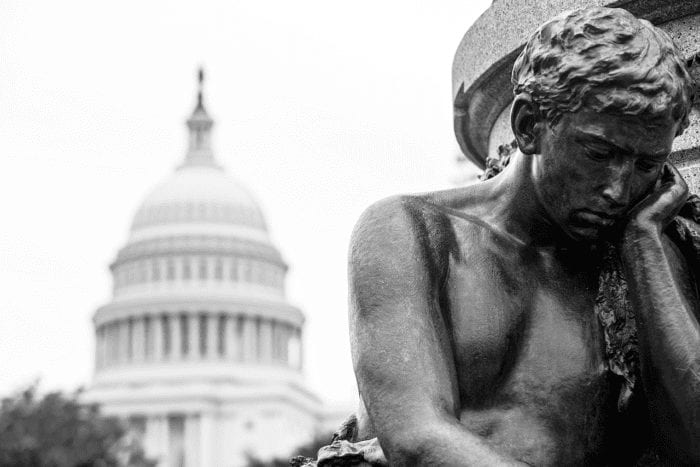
xmin=83 ymin=75 xmax=328 ymax=466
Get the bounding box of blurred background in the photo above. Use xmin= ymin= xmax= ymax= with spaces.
xmin=0 ymin=0 xmax=488 ymax=464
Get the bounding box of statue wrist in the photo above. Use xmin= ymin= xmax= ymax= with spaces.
xmin=621 ymin=220 xmax=663 ymax=245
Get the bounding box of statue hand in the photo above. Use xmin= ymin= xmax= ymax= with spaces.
xmin=626 ymin=163 xmax=689 ymax=235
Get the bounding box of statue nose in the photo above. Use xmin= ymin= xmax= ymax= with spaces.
xmin=601 ymin=161 xmax=634 ymax=207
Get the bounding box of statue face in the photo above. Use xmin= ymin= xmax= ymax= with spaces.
xmin=533 ymin=108 xmax=679 ymax=242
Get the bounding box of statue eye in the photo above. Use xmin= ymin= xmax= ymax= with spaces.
xmin=584 ymin=149 xmax=612 ymax=162
xmin=636 ymin=159 xmax=659 ymax=173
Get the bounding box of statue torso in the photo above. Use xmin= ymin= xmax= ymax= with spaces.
xmin=407 ymin=190 xmax=648 ymax=466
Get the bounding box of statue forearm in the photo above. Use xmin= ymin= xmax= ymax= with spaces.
xmin=621 ymin=223 xmax=700 ymax=457
xmin=381 ymin=416 xmax=529 ymax=466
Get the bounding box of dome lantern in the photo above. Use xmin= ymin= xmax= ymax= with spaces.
xmin=182 ymin=68 xmax=220 ymax=169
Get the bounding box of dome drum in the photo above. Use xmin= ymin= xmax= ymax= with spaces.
xmin=93 ymin=310 xmax=304 ymax=374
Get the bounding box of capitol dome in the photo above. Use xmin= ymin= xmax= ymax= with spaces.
xmin=84 ymin=72 xmax=322 ymax=466
xmin=131 ymin=166 xmax=267 ymax=233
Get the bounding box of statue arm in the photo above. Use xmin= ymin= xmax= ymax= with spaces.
xmin=348 ymin=197 xmax=526 ymax=466
xmin=620 ymin=166 xmax=700 ymax=463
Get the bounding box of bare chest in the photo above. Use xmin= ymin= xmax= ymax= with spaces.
xmin=443 ymin=246 xmax=624 ymax=463
xmin=444 ymin=242 xmax=605 ymax=389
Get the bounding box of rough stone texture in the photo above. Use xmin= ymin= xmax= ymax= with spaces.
xmin=452 ymin=0 xmax=609 ymax=102
xmin=662 ymin=13 xmax=700 ymax=56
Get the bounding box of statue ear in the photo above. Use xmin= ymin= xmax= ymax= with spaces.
xmin=511 ymin=94 xmax=541 ymax=155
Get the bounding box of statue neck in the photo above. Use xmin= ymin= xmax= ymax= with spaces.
xmin=489 ymin=151 xmax=576 ymax=249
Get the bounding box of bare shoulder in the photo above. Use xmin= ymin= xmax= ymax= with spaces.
xmin=349 ymin=189 xmax=472 ymax=278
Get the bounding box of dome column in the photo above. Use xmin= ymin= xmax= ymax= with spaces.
xmin=242 ymin=316 xmax=256 ymax=362
xmin=119 ymin=320 xmax=129 ymax=364
xmin=95 ymin=327 xmax=104 ymax=370
xmin=132 ymin=317 xmax=145 ymax=362
xmin=259 ymin=318 xmax=272 ymax=363
xmin=144 ymin=415 xmax=167 ymax=460
xmin=184 ymin=414 xmax=201 ymax=466
xmin=271 ymin=321 xmax=279 ymax=362
xmin=281 ymin=324 xmax=291 ymax=364
xmin=188 ymin=313 xmax=200 ymax=359
xmin=206 ymin=314 xmax=218 ymax=358
xmin=224 ymin=315 xmax=235 ymax=360
xmin=153 ymin=315 xmax=164 ymax=362
xmin=171 ymin=314 xmax=182 ymax=360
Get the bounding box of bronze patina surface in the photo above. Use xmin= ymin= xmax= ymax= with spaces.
xmin=303 ymin=6 xmax=700 ymax=466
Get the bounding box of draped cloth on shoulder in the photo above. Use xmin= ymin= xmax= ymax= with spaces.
xmin=294 ymin=194 xmax=700 ymax=466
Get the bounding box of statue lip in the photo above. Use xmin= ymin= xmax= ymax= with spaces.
xmin=576 ymin=209 xmax=618 ymax=227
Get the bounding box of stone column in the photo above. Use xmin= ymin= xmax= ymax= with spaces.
xmin=184 ymin=414 xmax=200 ymax=467
xmin=280 ymin=323 xmax=290 ymax=364
xmin=100 ymin=326 xmax=108 ymax=369
xmin=94 ymin=327 xmax=102 ymax=370
xmin=189 ymin=313 xmax=200 ymax=359
xmin=235 ymin=315 xmax=244 ymax=361
xmin=104 ymin=325 xmax=111 ymax=367
xmin=298 ymin=327 xmax=304 ymax=370
xmin=242 ymin=315 xmax=256 ymax=362
xmin=207 ymin=313 xmax=218 ymax=358
xmin=113 ymin=322 xmax=121 ymax=365
xmin=103 ymin=326 xmax=111 ymax=367
xmin=199 ymin=412 xmax=215 ymax=466
xmin=132 ymin=317 xmax=145 ymax=362
xmin=259 ymin=318 xmax=272 ymax=363
xmin=144 ymin=415 xmax=166 ymax=461
xmin=224 ymin=315 xmax=235 ymax=359
xmin=160 ymin=415 xmax=169 ymax=463
xmin=144 ymin=316 xmax=153 ymax=360
xmin=153 ymin=315 xmax=163 ymax=362
xmin=104 ymin=324 xmax=112 ymax=366
xmin=271 ymin=320 xmax=279 ymax=362
xmin=111 ymin=322 xmax=119 ymax=365
xmin=171 ymin=314 xmax=182 ymax=360
xmin=119 ymin=320 xmax=130 ymax=364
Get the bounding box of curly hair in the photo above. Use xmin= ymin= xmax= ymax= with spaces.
xmin=512 ymin=7 xmax=694 ymax=134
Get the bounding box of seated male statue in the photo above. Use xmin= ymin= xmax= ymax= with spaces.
xmin=298 ymin=6 xmax=700 ymax=467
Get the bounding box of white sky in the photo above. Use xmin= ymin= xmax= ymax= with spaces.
xmin=0 ymin=1 xmax=488 ymax=407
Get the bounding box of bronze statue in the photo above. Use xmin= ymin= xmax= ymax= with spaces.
xmin=301 ymin=7 xmax=700 ymax=466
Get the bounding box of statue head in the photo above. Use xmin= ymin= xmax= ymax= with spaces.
xmin=509 ymin=7 xmax=694 ymax=242
xmin=512 ymin=7 xmax=693 ymax=133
